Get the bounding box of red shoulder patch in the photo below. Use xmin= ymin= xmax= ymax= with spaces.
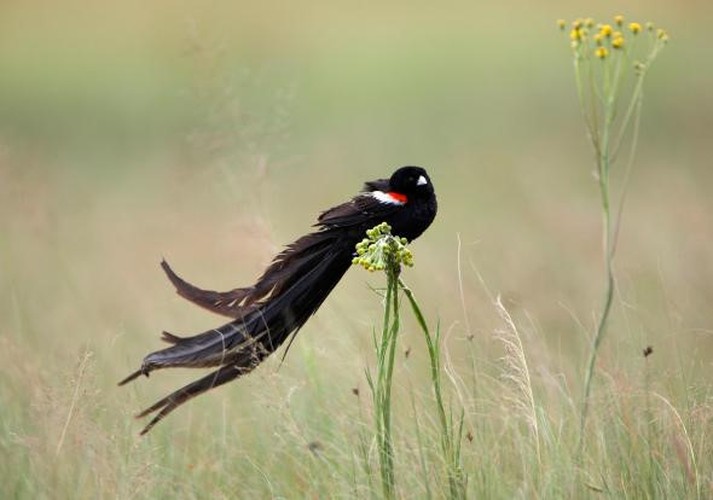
xmin=370 ymin=190 xmax=408 ymax=205
xmin=387 ymin=192 xmax=408 ymax=203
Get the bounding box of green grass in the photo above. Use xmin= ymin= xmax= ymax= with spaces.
xmin=2 ymin=161 xmax=710 ymax=498
xmin=1 ymin=2 xmax=712 ymax=498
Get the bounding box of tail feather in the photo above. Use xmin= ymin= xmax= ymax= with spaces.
xmin=140 ymin=320 xmax=264 ymax=373
xmin=117 ymin=369 xmax=144 ymax=386
xmin=160 ymin=331 xmax=183 ymax=344
xmin=136 ymin=364 xmax=246 ymax=435
xmin=160 ymin=231 xmax=337 ymax=318
xmin=161 ymin=260 xmax=254 ymax=318
xmin=122 ymin=230 xmax=355 ymax=433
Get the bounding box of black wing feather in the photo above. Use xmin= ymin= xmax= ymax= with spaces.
xmin=317 ymin=193 xmax=401 ymax=228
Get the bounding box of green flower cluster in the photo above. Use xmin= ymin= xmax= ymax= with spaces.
xmin=352 ymin=222 xmax=414 ymax=272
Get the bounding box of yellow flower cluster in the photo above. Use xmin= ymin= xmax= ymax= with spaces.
xmin=595 ymin=47 xmax=608 ymax=59
xmin=561 ymin=15 xmax=669 ymax=60
xmin=599 ymin=24 xmax=613 ymax=37
xmin=352 ymin=222 xmax=414 ymax=272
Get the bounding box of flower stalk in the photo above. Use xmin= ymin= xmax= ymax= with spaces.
xmin=355 ymin=223 xmax=465 ymax=499
xmin=560 ymin=15 xmax=669 ymax=448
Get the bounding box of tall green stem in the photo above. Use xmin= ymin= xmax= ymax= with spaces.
xmin=580 ymin=97 xmax=616 ymax=445
xmin=562 ymin=12 xmax=669 ymax=459
xmin=374 ymin=268 xmax=399 ymax=499
xmin=355 ymin=222 xmax=464 ymax=498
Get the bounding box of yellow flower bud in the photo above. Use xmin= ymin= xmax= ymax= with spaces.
xmin=595 ymin=46 xmax=608 ymax=59
xmin=614 ymin=15 xmax=624 ymax=26
xmin=629 ymin=22 xmax=642 ymax=34
xmin=599 ymin=24 xmax=613 ymax=37
xmin=612 ymin=36 xmax=624 ymax=49
xmin=557 ymin=19 xmax=566 ymax=30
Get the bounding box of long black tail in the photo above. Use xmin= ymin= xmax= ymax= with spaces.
xmin=134 ymin=364 xmax=245 ymax=435
xmin=119 ymin=229 xmax=354 ymax=433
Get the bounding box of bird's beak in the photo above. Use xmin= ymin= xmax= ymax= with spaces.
xmin=417 ymin=175 xmax=428 ymax=186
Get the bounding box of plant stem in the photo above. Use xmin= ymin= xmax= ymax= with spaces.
xmin=579 ymin=104 xmax=616 ymax=447
xmin=565 ymin=14 xmax=669 ymax=461
xmin=375 ymin=268 xmax=399 ymax=499
xmin=358 ymin=224 xmax=464 ymax=497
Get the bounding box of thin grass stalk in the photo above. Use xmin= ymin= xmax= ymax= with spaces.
xmin=410 ymin=389 xmax=433 ymax=500
xmin=643 ymin=350 xmax=655 ymax=498
xmin=400 ymin=278 xmax=466 ymax=499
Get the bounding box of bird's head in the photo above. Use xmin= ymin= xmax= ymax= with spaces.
xmin=389 ymin=166 xmax=434 ymax=199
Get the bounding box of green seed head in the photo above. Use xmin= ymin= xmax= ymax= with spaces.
xmin=352 ymin=223 xmax=416 ymax=274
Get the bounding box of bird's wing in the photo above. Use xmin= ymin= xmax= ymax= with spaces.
xmin=316 ymin=191 xmax=404 ymax=228
xmin=363 ymin=178 xmax=390 ymax=192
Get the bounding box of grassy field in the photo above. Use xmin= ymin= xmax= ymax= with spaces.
xmin=1 ymin=1 xmax=712 ymax=498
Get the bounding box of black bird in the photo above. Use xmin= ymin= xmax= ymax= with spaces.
xmin=120 ymin=166 xmax=437 ymax=434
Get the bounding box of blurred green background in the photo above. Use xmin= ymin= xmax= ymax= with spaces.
xmin=1 ymin=0 xmax=711 ymax=497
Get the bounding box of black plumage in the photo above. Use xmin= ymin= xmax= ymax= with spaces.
xmin=120 ymin=166 xmax=437 ymax=434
